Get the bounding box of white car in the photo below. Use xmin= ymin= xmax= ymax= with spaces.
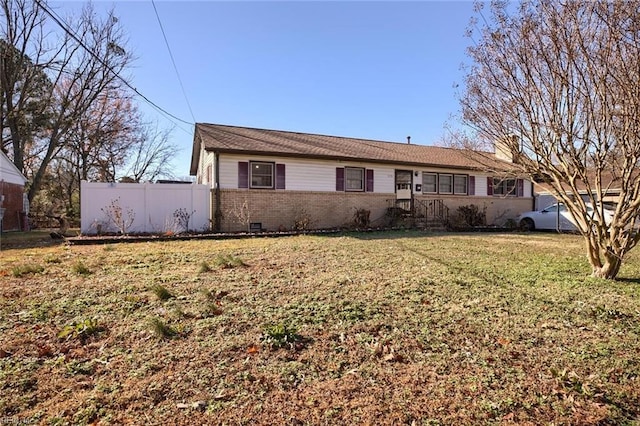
xmin=517 ymin=203 xmax=613 ymax=232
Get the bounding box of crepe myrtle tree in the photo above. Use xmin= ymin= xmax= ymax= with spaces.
xmin=459 ymin=0 xmax=640 ymax=279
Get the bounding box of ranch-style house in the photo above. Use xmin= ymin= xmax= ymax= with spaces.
xmin=190 ymin=123 xmax=534 ymax=233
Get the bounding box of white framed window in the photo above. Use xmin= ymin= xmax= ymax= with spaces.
xmin=345 ymin=167 xmax=364 ymax=192
xmin=422 ymin=173 xmax=437 ymax=194
xmin=454 ymin=175 xmax=468 ymax=195
xmin=250 ymin=162 xmax=274 ymax=189
xmin=493 ymin=178 xmax=516 ymax=196
xmin=439 ymin=174 xmax=453 ymax=194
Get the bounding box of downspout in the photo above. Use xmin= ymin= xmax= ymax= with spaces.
xmin=214 ymin=151 xmax=222 ymax=232
xmin=531 ymin=181 xmax=535 ymax=211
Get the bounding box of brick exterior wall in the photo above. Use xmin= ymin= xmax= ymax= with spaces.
xmin=216 ymin=190 xmax=391 ymax=232
xmin=414 ymin=195 xmax=534 ymax=227
xmin=215 ymin=189 xmax=534 ymax=232
xmin=1 ymin=181 xmax=25 ymax=231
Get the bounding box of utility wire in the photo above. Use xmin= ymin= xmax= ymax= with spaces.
xmin=151 ymin=0 xmax=197 ymax=124
xmin=33 ymin=0 xmax=194 ymax=130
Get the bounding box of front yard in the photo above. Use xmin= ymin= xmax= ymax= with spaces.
xmin=1 ymin=231 xmax=639 ymax=424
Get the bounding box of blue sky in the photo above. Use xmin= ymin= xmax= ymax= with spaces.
xmin=54 ymin=1 xmax=476 ymax=178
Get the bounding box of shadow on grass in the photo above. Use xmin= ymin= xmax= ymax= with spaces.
xmin=322 ymin=229 xmax=443 ymax=241
xmin=0 ymin=230 xmax=75 ymax=251
xmin=336 ymin=229 xmax=521 ymax=241
xmin=614 ymin=277 xmax=640 ymax=285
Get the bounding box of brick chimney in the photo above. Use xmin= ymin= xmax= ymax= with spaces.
xmin=494 ymin=134 xmax=520 ymax=163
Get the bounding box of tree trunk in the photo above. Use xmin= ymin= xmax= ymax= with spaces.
xmin=10 ymin=121 xmax=24 ymax=173
xmin=591 ymin=259 xmax=622 ymax=280
xmin=586 ymin=241 xmax=622 ymax=279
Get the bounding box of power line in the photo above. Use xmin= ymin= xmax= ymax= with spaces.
xmin=33 ymin=0 xmax=194 ymax=130
xmin=151 ymin=0 xmax=197 ymax=124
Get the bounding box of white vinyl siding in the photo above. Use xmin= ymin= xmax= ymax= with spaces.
xmin=0 ymin=152 xmax=28 ymax=185
xmin=218 ymin=155 xmax=395 ymax=193
xmin=200 ymin=151 xmax=215 ymax=186
xmin=215 ymin=155 xmax=532 ymax=198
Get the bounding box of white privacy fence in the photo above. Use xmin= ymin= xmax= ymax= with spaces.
xmin=81 ymin=181 xmax=210 ymax=234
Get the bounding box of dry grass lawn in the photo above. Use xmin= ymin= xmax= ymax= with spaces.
xmin=1 ymin=231 xmax=639 ymax=425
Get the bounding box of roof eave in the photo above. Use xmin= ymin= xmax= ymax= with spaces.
xmin=189 ymin=130 xmax=202 ymax=176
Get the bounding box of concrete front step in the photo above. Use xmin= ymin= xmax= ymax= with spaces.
xmin=413 ymin=219 xmax=448 ymax=232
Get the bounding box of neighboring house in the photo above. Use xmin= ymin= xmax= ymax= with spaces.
xmin=190 ymin=123 xmax=535 ymax=232
xmin=0 ymin=150 xmax=28 ymax=231
xmin=533 ymin=171 xmax=622 ymax=211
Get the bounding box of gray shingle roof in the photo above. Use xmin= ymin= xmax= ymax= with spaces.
xmin=190 ymin=123 xmax=512 ymax=175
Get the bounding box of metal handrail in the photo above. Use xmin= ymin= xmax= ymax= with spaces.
xmin=415 ymin=198 xmax=449 ymax=222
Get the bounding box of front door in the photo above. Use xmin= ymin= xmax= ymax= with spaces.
xmin=395 ymin=170 xmax=413 ymax=200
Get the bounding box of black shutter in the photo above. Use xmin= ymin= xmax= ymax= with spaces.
xmin=276 ymin=164 xmax=286 ymax=189
xmin=468 ymin=175 xmax=475 ymax=195
xmin=336 ymin=168 xmax=345 ymax=191
xmin=238 ymin=162 xmax=249 ymax=188
xmin=516 ymin=178 xmax=524 ymax=197
xmin=487 ymin=177 xmax=493 ymax=196
xmin=365 ymin=169 xmax=374 ymax=192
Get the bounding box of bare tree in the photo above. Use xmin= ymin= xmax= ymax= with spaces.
xmin=63 ymin=87 xmax=140 ymax=183
xmin=1 ymin=0 xmax=133 ymax=202
xmin=460 ymin=0 xmax=640 ymax=279
xmin=122 ymin=124 xmax=177 ymax=183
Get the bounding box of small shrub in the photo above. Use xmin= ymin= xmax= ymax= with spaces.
xmin=72 ymin=261 xmax=92 ymax=276
xmin=450 ymin=204 xmax=487 ymax=229
xmin=11 ymin=263 xmax=44 ymax=277
xmin=58 ymin=318 xmax=102 ymax=341
xmin=504 ymin=218 xmax=517 ymax=229
xmin=227 ymin=199 xmax=252 ymax=232
xmin=101 ymin=197 xmax=135 ymax=235
xmin=293 ymin=208 xmax=315 ymax=231
xmin=149 ymin=317 xmax=178 ymax=339
xmin=213 ymin=254 xmax=245 ymax=269
xmin=150 ymin=284 xmax=174 ymax=301
xmin=173 ymin=208 xmax=195 ymax=234
xmin=353 ymin=208 xmax=371 ymax=228
xmin=261 ymin=322 xmax=302 ymax=350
